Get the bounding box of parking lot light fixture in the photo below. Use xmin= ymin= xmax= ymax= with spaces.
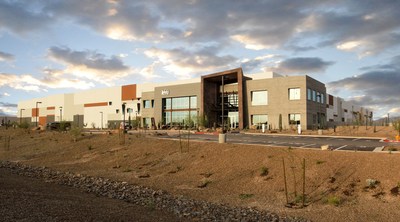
xmin=35 ymin=102 xmax=42 ymax=127
xmin=100 ymin=112 xmax=103 ymax=130
xmin=59 ymin=106 xmax=63 ymax=122
xmin=20 ymin=109 xmax=25 ymax=125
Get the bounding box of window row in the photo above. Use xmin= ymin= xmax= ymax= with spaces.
xmin=163 ymin=96 xmax=197 ymax=110
xmin=250 ymin=88 xmax=302 ymax=105
xmin=163 ymin=110 xmax=198 ymax=125
xmin=307 ymin=88 xmax=325 ymax=104
xmin=251 ymin=113 xmax=301 ymax=125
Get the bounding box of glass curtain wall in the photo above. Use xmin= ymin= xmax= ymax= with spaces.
xmin=162 ymin=96 xmax=197 ymax=126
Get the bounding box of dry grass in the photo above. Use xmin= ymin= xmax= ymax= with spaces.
xmin=1 ymin=128 xmax=400 ymax=222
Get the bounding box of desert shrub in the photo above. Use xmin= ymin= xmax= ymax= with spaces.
xmin=19 ymin=121 xmax=30 ymax=129
xmin=326 ymin=196 xmax=341 ymax=206
xmin=316 ymin=160 xmax=326 ymax=165
xmin=239 ymin=193 xmax=254 ymax=199
xmin=260 ymin=166 xmax=269 ymax=176
xmin=70 ymin=126 xmax=82 ymax=142
xmin=197 ymin=180 xmax=211 ymax=188
xmin=393 ymin=120 xmax=400 ymax=134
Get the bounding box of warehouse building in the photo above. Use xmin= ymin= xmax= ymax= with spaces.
xmin=17 ymin=68 xmax=367 ymax=130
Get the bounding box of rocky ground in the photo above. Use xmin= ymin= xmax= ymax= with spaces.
xmin=0 ymin=167 xmax=181 ymax=222
xmin=1 ymin=126 xmax=400 ymax=221
xmin=0 ymin=161 xmax=304 ymax=222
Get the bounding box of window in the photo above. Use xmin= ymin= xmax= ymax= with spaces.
xmin=289 ymin=88 xmax=300 ymax=100
xmin=163 ymin=98 xmax=171 ymax=109
xmin=307 ymin=88 xmax=312 ymax=100
xmin=316 ymin=92 xmax=321 ymax=103
xmin=289 ymin=113 xmax=301 ymax=125
xmin=190 ymin=96 xmax=197 ymax=109
xmin=151 ymin=100 xmax=154 ymax=108
xmin=172 ymin=97 xmax=190 ymax=109
xmin=109 ymin=101 xmax=112 ymax=105
xmin=251 ymin=114 xmax=268 ymax=125
xmin=251 ymin=91 xmax=268 ymax=105
xmin=320 ymin=93 xmax=325 ymax=104
xmin=144 ymin=100 xmax=151 ymax=108
xmin=162 ymin=96 xmax=198 ymax=125
xmin=116 ymin=109 xmax=119 ymax=114
xmin=312 ymin=90 xmax=316 ymax=101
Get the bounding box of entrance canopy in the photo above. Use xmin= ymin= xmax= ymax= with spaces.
xmin=201 ymin=68 xmax=245 ymax=129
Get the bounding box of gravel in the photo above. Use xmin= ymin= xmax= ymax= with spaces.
xmin=1 ymin=161 xmax=309 ymax=222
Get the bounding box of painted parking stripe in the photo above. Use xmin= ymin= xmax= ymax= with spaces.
xmin=335 ymin=145 xmax=348 ymax=150
xmin=352 ymin=138 xmax=361 ymax=141
xmin=300 ymin=143 xmax=316 ymax=148
xmin=373 ymin=147 xmax=384 ymax=152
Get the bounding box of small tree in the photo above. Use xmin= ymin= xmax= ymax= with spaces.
xmin=393 ymin=120 xmax=400 ymax=141
xmin=19 ymin=121 xmax=30 ymax=129
xmin=70 ymin=126 xmax=82 ymax=142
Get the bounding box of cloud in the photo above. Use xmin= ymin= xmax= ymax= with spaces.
xmin=0 ymin=0 xmax=52 ymax=34
xmin=139 ymin=62 xmax=162 ymax=80
xmin=0 ymin=51 xmax=15 ymax=62
xmin=0 ymin=102 xmax=17 ymax=116
xmin=0 ymin=71 xmax=95 ymax=92
xmin=328 ymin=55 xmax=400 ymax=117
xmin=0 ymin=102 xmax=17 ymax=108
xmin=48 ymin=46 xmax=131 ymax=85
xmin=144 ymin=46 xmax=236 ymax=79
xmin=265 ymin=57 xmax=334 ymax=74
xmin=2 ymin=1 xmax=400 ymax=56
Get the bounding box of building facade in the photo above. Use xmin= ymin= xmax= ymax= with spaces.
xmin=17 ymin=68 xmax=365 ymax=130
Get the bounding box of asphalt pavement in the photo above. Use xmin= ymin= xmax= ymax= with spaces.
xmin=155 ymin=132 xmax=387 ymax=152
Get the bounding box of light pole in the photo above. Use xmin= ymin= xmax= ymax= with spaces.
xmin=59 ymin=106 xmax=63 ymax=122
xmin=316 ymin=94 xmax=321 ymax=129
xmin=35 ymin=101 xmax=42 ymax=127
xmin=20 ymin=108 xmax=25 ymax=125
xmin=100 ymin=112 xmax=103 ymax=130
xmin=128 ymin=108 xmax=132 ymax=127
xmin=122 ymin=102 xmax=126 ymax=133
xmin=219 ymin=76 xmax=226 ymax=143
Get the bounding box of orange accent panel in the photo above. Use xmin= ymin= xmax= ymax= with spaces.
xmin=47 ymin=106 xmax=55 ymax=110
xmin=47 ymin=114 xmax=55 ymax=116
xmin=39 ymin=117 xmax=46 ymax=126
xmin=32 ymin=108 xmax=39 ymax=117
xmin=84 ymin=102 xmax=108 ymax=107
xmin=122 ymin=84 xmax=137 ymax=101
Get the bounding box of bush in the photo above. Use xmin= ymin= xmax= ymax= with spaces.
xmin=239 ymin=193 xmax=254 ymax=199
xmin=19 ymin=121 xmax=30 ymax=129
xmin=326 ymin=196 xmax=341 ymax=206
xmin=70 ymin=126 xmax=82 ymax=142
xmin=260 ymin=166 xmax=269 ymax=176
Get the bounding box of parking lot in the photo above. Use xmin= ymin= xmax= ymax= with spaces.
xmin=157 ymin=132 xmax=386 ymax=152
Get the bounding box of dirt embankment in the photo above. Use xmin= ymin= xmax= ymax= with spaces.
xmin=1 ymin=128 xmax=400 ymax=222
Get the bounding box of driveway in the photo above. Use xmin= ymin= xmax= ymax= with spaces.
xmin=155 ymin=132 xmax=386 ymax=152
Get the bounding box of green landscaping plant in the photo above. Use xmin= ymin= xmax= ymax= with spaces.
xmin=326 ymin=196 xmax=341 ymax=206
xmin=393 ymin=120 xmax=400 ymax=141
xmin=69 ymin=126 xmax=82 ymax=142
xmin=260 ymin=166 xmax=269 ymax=176
xmin=239 ymin=193 xmax=254 ymax=199
xmin=19 ymin=121 xmax=30 ymax=129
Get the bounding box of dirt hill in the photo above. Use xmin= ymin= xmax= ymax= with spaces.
xmin=1 ymin=128 xmax=400 ymax=221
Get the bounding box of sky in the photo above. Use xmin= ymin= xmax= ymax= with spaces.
xmin=1 ymin=0 xmax=400 ymax=119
